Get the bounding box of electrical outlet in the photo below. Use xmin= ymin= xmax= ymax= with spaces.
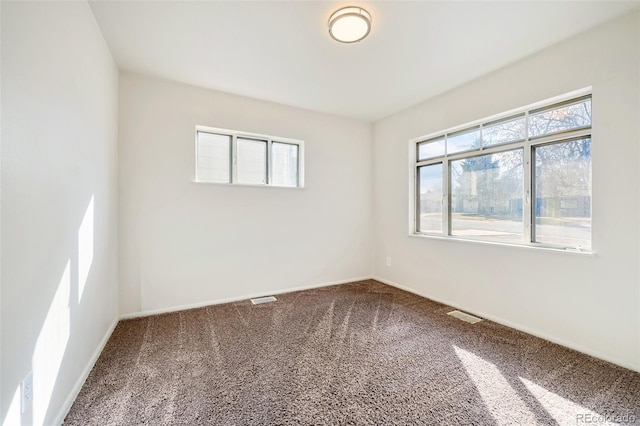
xmin=385 ymin=257 xmax=392 ymax=267
xmin=21 ymin=371 xmax=33 ymax=414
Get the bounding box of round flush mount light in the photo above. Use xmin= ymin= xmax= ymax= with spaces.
xmin=328 ymin=6 xmax=372 ymax=43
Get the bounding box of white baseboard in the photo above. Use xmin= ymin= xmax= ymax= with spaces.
xmin=53 ymin=273 xmax=637 ymax=426
xmin=372 ymin=275 xmax=640 ymax=374
xmin=119 ymin=276 xmax=373 ymax=320
xmin=53 ymin=317 xmax=119 ymax=425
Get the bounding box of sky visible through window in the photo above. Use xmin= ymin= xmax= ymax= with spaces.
xmin=416 ymin=95 xmax=592 ymax=249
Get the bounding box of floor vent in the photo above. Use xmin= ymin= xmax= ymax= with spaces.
xmin=250 ymin=296 xmax=278 ymax=305
xmin=447 ymin=310 xmax=483 ymax=324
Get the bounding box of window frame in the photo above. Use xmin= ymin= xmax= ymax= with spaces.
xmin=195 ymin=125 xmax=304 ymax=188
xmin=409 ymin=88 xmax=593 ymax=252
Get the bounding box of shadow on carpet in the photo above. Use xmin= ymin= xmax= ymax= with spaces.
xmin=65 ymin=280 xmax=640 ymax=425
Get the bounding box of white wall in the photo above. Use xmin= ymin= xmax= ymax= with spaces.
xmin=372 ymin=12 xmax=640 ymax=371
xmin=1 ymin=8 xmax=636 ymax=426
xmin=1 ymin=2 xmax=119 ymax=424
xmin=118 ymin=74 xmax=372 ymax=316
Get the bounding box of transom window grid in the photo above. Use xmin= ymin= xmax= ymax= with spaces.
xmin=195 ymin=126 xmax=303 ymax=188
xmin=412 ymin=93 xmax=592 ymax=251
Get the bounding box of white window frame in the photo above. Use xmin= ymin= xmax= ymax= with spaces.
xmin=408 ymin=88 xmax=593 ymax=253
xmin=195 ymin=125 xmax=305 ymax=188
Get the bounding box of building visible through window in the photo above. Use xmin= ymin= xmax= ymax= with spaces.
xmin=412 ymin=91 xmax=592 ymax=250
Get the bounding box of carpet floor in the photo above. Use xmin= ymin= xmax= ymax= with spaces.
xmin=64 ymin=280 xmax=640 ymax=425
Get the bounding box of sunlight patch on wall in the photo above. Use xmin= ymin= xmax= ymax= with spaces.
xmin=454 ymin=346 xmax=537 ymax=425
xmin=3 ymin=386 xmax=22 ymax=426
xmin=33 ymin=259 xmax=71 ymax=425
xmin=78 ymin=195 xmax=94 ymax=303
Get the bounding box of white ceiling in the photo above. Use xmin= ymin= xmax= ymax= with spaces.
xmin=89 ymin=1 xmax=638 ymax=122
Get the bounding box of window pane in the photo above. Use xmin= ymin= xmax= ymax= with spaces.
xmin=272 ymin=142 xmax=298 ymax=187
xmin=447 ymin=127 xmax=481 ymax=154
xmin=237 ymin=138 xmax=267 ymax=184
xmin=450 ymin=150 xmax=524 ymax=242
xmin=196 ymin=132 xmax=230 ymax=183
xmin=417 ymin=164 xmax=443 ymax=233
xmin=483 ymin=116 xmax=526 ymax=147
xmin=534 ymin=138 xmax=591 ymax=249
xmin=529 ymin=98 xmax=591 ymax=138
xmin=418 ymin=138 xmax=445 ymax=160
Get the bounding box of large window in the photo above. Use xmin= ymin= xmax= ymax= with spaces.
xmin=195 ymin=126 xmax=303 ymax=188
xmin=412 ymin=92 xmax=592 ymax=251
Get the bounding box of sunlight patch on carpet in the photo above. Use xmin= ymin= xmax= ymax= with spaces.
xmin=454 ymin=346 xmax=537 ymax=425
xmin=520 ymin=377 xmax=619 ymax=425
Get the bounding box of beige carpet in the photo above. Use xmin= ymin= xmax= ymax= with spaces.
xmin=65 ymin=280 xmax=640 ymax=425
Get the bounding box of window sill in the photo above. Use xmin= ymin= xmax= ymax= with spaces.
xmin=408 ymin=233 xmax=596 ymax=256
xmin=192 ymin=180 xmax=305 ymax=190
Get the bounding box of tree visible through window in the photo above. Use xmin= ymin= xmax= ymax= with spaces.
xmin=450 ymin=149 xmax=523 ymax=242
xmin=534 ymin=138 xmax=591 ymax=248
xmin=413 ymin=92 xmax=592 ymax=250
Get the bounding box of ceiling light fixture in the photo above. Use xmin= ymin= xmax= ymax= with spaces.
xmin=328 ymin=6 xmax=372 ymax=43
